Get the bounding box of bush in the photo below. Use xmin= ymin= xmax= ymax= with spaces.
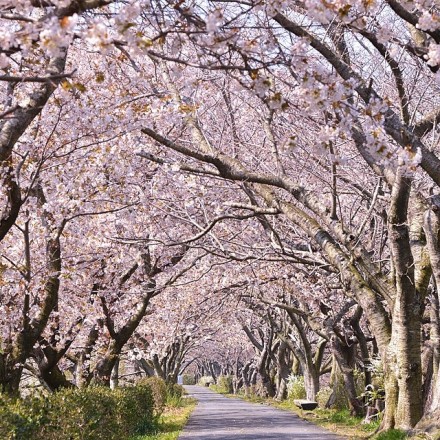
xmin=0 ymin=384 xmax=156 ymax=440
xmin=198 ymin=376 xmax=214 ymax=387
xmin=45 ymin=387 xmax=120 ymax=440
xmin=114 ymin=385 xmax=155 ymax=435
xmin=316 ymin=386 xmax=332 ymax=408
xmin=0 ymin=393 xmax=49 ymax=440
xmin=216 ymin=375 xmax=233 ymax=394
xmin=182 ymin=374 xmax=196 ymax=385
xmin=166 ymin=383 xmax=185 ymax=407
xmin=137 ymin=377 xmax=167 ymax=418
xmin=286 ymin=375 xmax=306 ymax=400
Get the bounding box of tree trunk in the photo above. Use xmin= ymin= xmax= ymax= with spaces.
xmin=350 ymin=306 xmax=372 ymax=389
xmin=92 ymin=340 xmax=121 ymax=386
xmin=110 ymin=358 xmax=119 ymax=389
xmin=241 ymin=362 xmax=252 ymax=396
xmin=415 ymin=195 xmax=440 ymax=433
xmin=275 ymin=341 xmax=291 ymax=401
xmin=40 ymin=365 xmax=73 ymax=391
xmin=73 ymin=321 xmax=102 ymax=388
xmin=0 ymin=365 xmax=22 ymax=396
xmin=382 ymin=172 xmax=423 ymax=429
xmin=303 ymin=365 xmax=320 ymax=401
xmin=331 ymin=336 xmax=364 ymax=416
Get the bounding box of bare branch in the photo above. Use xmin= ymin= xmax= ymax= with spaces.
xmin=0 ymin=70 xmax=76 ymax=83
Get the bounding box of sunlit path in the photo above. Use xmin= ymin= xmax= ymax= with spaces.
xmin=179 ymin=386 xmax=345 ymax=440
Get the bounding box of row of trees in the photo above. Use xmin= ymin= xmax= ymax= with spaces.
xmin=1 ymin=0 xmax=440 ymax=434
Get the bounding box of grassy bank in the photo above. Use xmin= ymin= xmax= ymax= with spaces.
xmin=272 ymin=401 xmax=429 ymax=440
xmin=209 ymin=388 xmax=420 ymax=440
xmin=232 ymin=394 xmax=378 ymax=440
xmin=131 ymin=397 xmax=196 ymax=440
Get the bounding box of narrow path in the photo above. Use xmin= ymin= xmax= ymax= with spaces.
xmin=179 ymin=386 xmax=345 ymax=439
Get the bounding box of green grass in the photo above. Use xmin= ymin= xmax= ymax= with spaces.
xmin=374 ymin=429 xmax=407 ymax=440
xmin=176 ymin=389 xmax=418 ymax=440
xmin=130 ymin=397 xmax=196 ymax=440
xmin=222 ymin=394 xmax=416 ymax=440
xmin=274 ymin=403 xmax=378 ymax=439
xmin=218 ymin=392 xmax=379 ymax=439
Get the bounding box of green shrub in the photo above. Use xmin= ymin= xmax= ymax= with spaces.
xmin=198 ymin=376 xmax=214 ymax=387
xmin=167 ymin=382 xmax=184 ymax=398
xmin=137 ymin=377 xmax=167 ymax=418
xmin=166 ymin=383 xmax=185 ymax=407
xmin=44 ymin=387 xmax=120 ymax=440
xmin=0 ymin=384 xmax=156 ymax=440
xmin=360 ymin=384 xmax=385 ymax=408
xmin=375 ymin=429 xmax=407 ymax=440
xmin=182 ymin=374 xmax=196 ymax=385
xmin=286 ymin=375 xmax=306 ymax=400
xmin=115 ymin=385 xmax=154 ymax=434
xmin=0 ymin=393 xmax=49 ymax=440
xmin=216 ymin=375 xmax=233 ymax=394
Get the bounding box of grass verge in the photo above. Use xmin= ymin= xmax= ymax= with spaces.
xmin=257 ymin=398 xmax=378 ymax=439
xmin=130 ymin=397 xmax=196 ymax=440
xmin=209 ymin=388 xmax=378 ymax=439
xmin=212 ymin=390 xmax=415 ymax=440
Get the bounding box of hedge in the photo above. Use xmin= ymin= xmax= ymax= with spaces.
xmin=137 ymin=376 xmax=167 ymax=419
xmin=0 ymin=384 xmax=155 ymax=440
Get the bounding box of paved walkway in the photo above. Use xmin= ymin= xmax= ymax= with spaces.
xmin=179 ymin=386 xmax=345 ymax=439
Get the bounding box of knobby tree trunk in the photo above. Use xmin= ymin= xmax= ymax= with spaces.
xmin=303 ymin=365 xmax=320 ymax=401
xmin=72 ymin=319 xmax=102 ymax=388
xmin=416 ymin=195 xmax=440 ymax=432
xmin=331 ymin=336 xmax=364 ymax=416
xmin=382 ymin=172 xmax=422 ymax=429
xmin=275 ymin=341 xmax=291 ymax=401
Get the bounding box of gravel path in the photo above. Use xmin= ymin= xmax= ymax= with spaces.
xmin=178 ymin=385 xmax=345 ymax=440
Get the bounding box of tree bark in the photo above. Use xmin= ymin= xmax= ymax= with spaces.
xmin=383 ymin=171 xmax=422 ymax=429
xmin=275 ymin=341 xmax=291 ymax=401
xmin=110 ymin=359 xmax=119 ymax=389
xmin=331 ymin=335 xmax=364 ymax=416
xmin=416 ymin=195 xmax=440 ymax=431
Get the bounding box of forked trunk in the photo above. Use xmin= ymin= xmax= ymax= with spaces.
xmin=381 ymin=171 xmax=423 ymax=429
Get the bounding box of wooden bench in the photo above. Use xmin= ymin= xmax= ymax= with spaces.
xmin=293 ymin=399 xmax=318 ymax=411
